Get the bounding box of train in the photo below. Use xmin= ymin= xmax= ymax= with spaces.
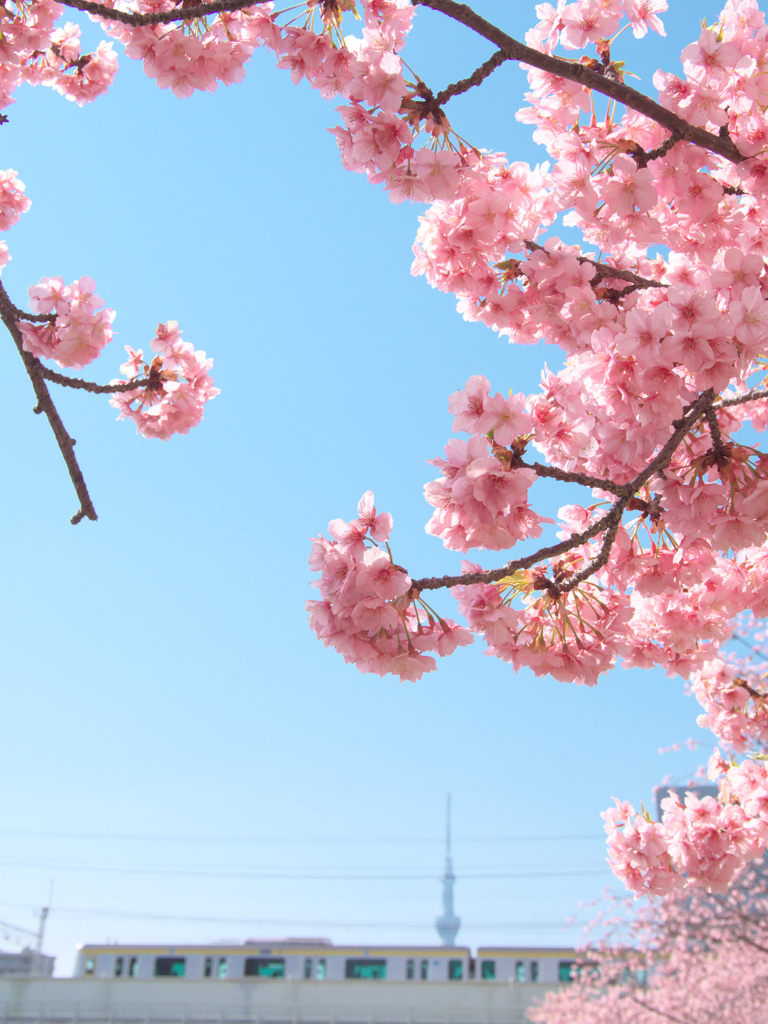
xmin=74 ymin=940 xmax=577 ymax=986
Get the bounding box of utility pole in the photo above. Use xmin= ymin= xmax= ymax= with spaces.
xmin=35 ymin=882 xmax=53 ymax=953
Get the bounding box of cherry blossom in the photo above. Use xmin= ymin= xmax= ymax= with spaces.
xmin=6 ymin=0 xmax=768 ymax=896
xmin=109 ymin=322 xmax=219 ymax=441
xmin=18 ymin=275 xmax=115 ymax=370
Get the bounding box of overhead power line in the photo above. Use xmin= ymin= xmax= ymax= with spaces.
xmin=0 ymin=903 xmax=584 ymax=931
xmin=0 ymin=830 xmax=604 ymax=844
xmin=0 ymin=859 xmax=611 ymax=880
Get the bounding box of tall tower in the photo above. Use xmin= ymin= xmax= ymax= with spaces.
xmin=435 ymin=793 xmax=461 ymax=946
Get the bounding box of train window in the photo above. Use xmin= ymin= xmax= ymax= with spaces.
xmin=316 ymin=959 xmax=326 ymax=980
xmin=244 ymin=958 xmax=285 ymax=978
xmin=304 ymin=959 xmax=312 ymax=980
xmin=420 ymin=960 xmax=428 ymax=980
xmin=448 ymin=960 xmax=463 ymax=981
xmin=114 ymin=958 xmax=123 ymax=978
xmin=155 ymin=958 xmax=186 ymax=978
xmin=406 ymin=960 xmax=414 ymax=980
xmin=558 ymin=962 xmax=575 ymax=983
xmin=218 ymin=958 xmax=228 ymax=979
xmin=85 ymin=957 xmax=95 ymax=976
xmin=129 ymin=958 xmax=138 ymax=978
xmin=481 ymin=961 xmax=495 ymax=980
xmin=531 ymin=961 xmax=539 ymax=982
xmin=345 ymin=959 xmax=387 ymax=980
xmin=515 ymin=961 xmax=525 ymax=983
xmin=204 ymin=958 xmax=213 ymax=978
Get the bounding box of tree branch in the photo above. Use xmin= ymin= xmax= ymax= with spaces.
xmin=519 ymin=459 xmax=632 ymax=498
xmin=410 ymin=391 xmax=715 ymax=593
xmin=412 ymin=0 xmax=746 ymax=165
xmin=558 ymin=505 xmax=627 ymax=593
xmin=524 ymin=240 xmax=666 ymax=291
xmin=703 ymin=403 xmax=727 ymax=465
xmin=434 ymin=49 xmax=510 ymax=106
xmin=38 ymin=364 xmax=150 ymax=395
xmin=17 ymin=310 xmax=56 ymax=324
xmin=715 ymin=385 xmax=768 ymax=410
xmin=0 ymin=282 xmax=97 ymax=525
xmin=1 ymin=296 xmax=152 ymax=394
xmin=60 ymin=0 xmax=268 ymax=27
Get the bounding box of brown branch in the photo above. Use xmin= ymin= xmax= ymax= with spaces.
xmin=0 ymin=282 xmax=97 ymax=525
xmin=558 ymin=506 xmax=626 ymax=594
xmin=703 ymin=404 xmax=727 ymax=462
xmin=2 ymin=297 xmax=152 ymax=395
xmin=633 ymin=132 xmax=686 ymax=168
xmin=524 ymin=239 xmax=666 ymax=291
xmin=736 ymin=680 xmax=768 ymax=702
xmin=735 ymin=935 xmax=768 ymax=957
xmin=17 ymin=310 xmax=56 ymax=324
xmin=628 ymin=994 xmax=692 ymax=1024
xmin=60 ymin=0 xmax=268 ymax=26
xmin=1 ymin=292 xmax=58 ymax=325
xmin=412 ymin=0 xmax=746 ymax=165
xmin=410 ymin=391 xmax=714 ymax=592
xmin=715 ymin=385 xmax=768 ymax=410
xmin=38 ymin=365 xmax=150 ymax=395
xmin=412 ymin=508 xmax=623 ymax=591
xmin=434 ymin=49 xmax=510 ymax=106
xmin=519 ymin=459 xmax=632 ymax=499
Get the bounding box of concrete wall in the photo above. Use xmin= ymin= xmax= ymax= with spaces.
xmin=0 ymin=978 xmax=556 ymax=1024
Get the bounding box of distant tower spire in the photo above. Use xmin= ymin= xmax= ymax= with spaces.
xmin=435 ymin=793 xmax=461 ymax=946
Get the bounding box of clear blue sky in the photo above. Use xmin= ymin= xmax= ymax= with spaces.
xmin=0 ymin=0 xmax=732 ymax=976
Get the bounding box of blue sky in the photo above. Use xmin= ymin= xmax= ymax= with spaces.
xmin=0 ymin=0 xmax=733 ymax=976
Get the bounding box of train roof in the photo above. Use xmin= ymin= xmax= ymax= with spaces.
xmin=476 ymin=948 xmax=576 ymax=957
xmin=77 ymin=943 xmax=571 ymax=956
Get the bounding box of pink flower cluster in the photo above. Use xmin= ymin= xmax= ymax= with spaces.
xmin=603 ymin=748 xmax=768 ymax=895
xmin=17 ymin=275 xmax=115 ymax=370
xmin=535 ymin=0 xmax=668 ymax=52
xmin=0 ymin=170 xmax=31 ymax=231
xmin=691 ymin=657 xmax=768 ymax=751
xmin=603 ymin=781 xmax=763 ymax=895
xmin=307 ymin=491 xmax=473 ymax=681
xmin=87 ymin=0 xmax=416 ymax=115
xmin=92 ymin=1 xmax=274 ymax=98
xmin=424 ymin=375 xmax=545 ymax=552
xmin=109 ymin=321 xmax=219 ymax=441
xmin=451 ymin=551 xmax=633 ymax=687
xmin=653 ymin=3 xmax=768 ymax=162
xmin=0 ymin=1 xmax=117 ymax=109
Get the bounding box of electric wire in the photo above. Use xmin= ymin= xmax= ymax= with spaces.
xmin=0 ymin=859 xmax=611 ymax=880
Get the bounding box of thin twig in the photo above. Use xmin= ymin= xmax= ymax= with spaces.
xmin=519 ymin=459 xmax=632 ymax=499
xmin=38 ymin=365 xmax=150 ymax=395
xmin=413 ymin=0 xmax=746 ymax=165
xmin=633 ymin=132 xmax=685 ymax=168
xmin=716 ymin=385 xmax=768 ymax=410
xmin=0 ymin=282 xmax=98 ymax=525
xmin=524 ymin=239 xmax=666 ymax=291
xmin=17 ymin=310 xmax=56 ymax=324
xmin=434 ymin=50 xmax=510 ymax=106
xmin=60 ymin=0 xmax=268 ymax=26
xmin=557 ymin=507 xmax=626 ymax=593
xmin=2 ymin=299 xmax=152 ymax=394
xmin=410 ymin=392 xmax=714 ymax=592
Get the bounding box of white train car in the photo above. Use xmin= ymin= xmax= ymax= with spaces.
xmin=475 ymin=948 xmax=577 ymax=984
xmin=74 ymin=940 xmax=474 ymax=984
